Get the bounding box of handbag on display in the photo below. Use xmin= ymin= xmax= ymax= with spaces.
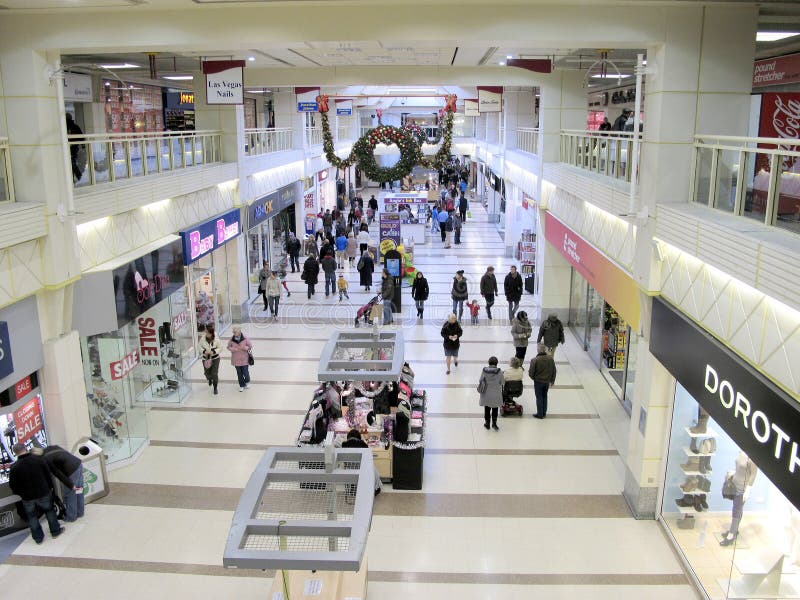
xmin=247 ymin=351 xmax=255 ymax=366
xmin=722 ymin=472 xmax=737 ymax=500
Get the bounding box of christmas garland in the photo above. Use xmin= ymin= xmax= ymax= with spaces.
xmin=318 ymin=94 xmax=457 ymax=183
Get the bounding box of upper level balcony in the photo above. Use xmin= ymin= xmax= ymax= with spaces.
xmin=692 ymin=134 xmax=800 ymax=237
xmin=0 ymin=137 xmax=14 ymax=204
xmin=243 ymin=128 xmax=293 ymax=156
xmin=559 ymin=129 xmax=641 ymax=183
xmin=68 ymin=130 xmax=223 ymax=189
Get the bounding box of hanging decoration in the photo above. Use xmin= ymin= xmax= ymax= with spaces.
xmin=317 ymin=93 xmax=457 ymax=184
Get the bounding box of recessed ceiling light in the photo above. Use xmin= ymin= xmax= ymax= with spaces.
xmin=499 ymin=61 xmax=506 ymax=66
xmin=99 ymin=63 xmax=140 ymax=69
xmin=642 ymin=60 xmax=648 ymax=65
xmin=591 ymin=74 xmax=631 ymax=79
xmin=247 ymin=56 xmax=255 ymax=62
xmin=506 ymin=55 xmax=513 ymax=59
xmin=757 ymin=31 xmax=800 ymax=42
xmin=104 ymin=81 xmax=111 ymax=86
xmin=162 ymin=75 xmax=194 ymax=81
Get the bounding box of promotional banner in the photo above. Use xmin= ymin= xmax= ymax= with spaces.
xmin=477 ymin=86 xmax=503 ymax=113
xmin=544 ymin=212 xmax=640 ymax=330
xmin=0 ymin=322 xmax=13 ymax=380
xmin=202 ymin=60 xmax=245 ymax=105
xmin=650 ymin=298 xmax=800 ymax=511
xmin=136 ymin=317 xmax=162 ymax=383
xmin=179 ymin=209 xmax=242 ymax=265
xmin=757 ymin=92 xmax=800 ymax=174
xmin=379 ymin=213 xmax=402 ymax=260
xmin=13 ymin=396 xmax=45 ymax=446
xmin=296 ymin=87 xmax=320 ymax=112
xmin=752 ymin=53 xmax=800 ymax=88
xmin=464 ymin=99 xmax=479 ymax=117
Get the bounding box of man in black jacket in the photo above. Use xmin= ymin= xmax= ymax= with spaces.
xmin=479 ymin=266 xmax=498 ymax=320
xmin=43 ymin=445 xmax=85 ymax=522
xmin=286 ymin=233 xmax=301 ymax=273
xmin=9 ymin=444 xmax=64 ymax=543
xmin=504 ymin=266 xmax=523 ymax=321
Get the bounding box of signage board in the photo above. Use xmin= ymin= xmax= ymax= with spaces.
xmin=296 ymin=87 xmax=321 ymax=113
xmin=13 ymin=396 xmax=45 ymax=446
xmin=63 ymin=71 xmax=93 ymax=102
xmin=544 ymin=212 xmax=640 ymax=330
xmin=109 ymin=349 xmax=140 ymax=381
xmin=335 ymin=99 xmax=353 ymax=116
xmin=650 ymin=297 xmax=800 ymax=511
xmin=298 ymin=101 xmax=318 ymax=112
xmin=464 ymin=99 xmax=479 ymax=117
xmin=14 ymin=377 xmax=33 ymax=401
xmin=478 ymin=87 xmax=502 ymax=113
xmin=111 ymin=238 xmax=186 ymax=327
xmin=753 ymin=52 xmax=800 ymax=88
xmin=248 ymin=182 xmax=301 ymax=228
xmin=378 ymin=213 xmax=401 ymax=259
xmin=179 ymin=209 xmax=242 ymax=265
xmin=202 ymin=60 xmax=245 ymax=105
xmin=756 ymin=92 xmax=800 ymax=174
xmin=164 ymin=90 xmax=195 ymax=110
xmin=0 ymin=323 xmax=13 ymax=380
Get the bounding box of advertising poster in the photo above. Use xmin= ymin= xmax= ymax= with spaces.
xmin=756 ymin=92 xmax=800 ymax=174
xmin=13 ymin=396 xmax=45 ymax=446
xmin=379 ymin=213 xmax=401 ymax=260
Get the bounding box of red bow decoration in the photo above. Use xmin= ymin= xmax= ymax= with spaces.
xmin=438 ymin=108 xmax=445 ymax=118
xmin=444 ymin=94 xmax=457 ymax=113
xmin=376 ymin=108 xmax=383 ymax=118
xmin=316 ymin=95 xmax=329 ymax=113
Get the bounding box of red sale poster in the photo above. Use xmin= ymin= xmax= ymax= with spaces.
xmin=13 ymin=397 xmax=44 ymax=445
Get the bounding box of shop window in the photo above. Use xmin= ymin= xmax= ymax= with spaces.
xmin=661 ymin=383 xmax=799 ymax=599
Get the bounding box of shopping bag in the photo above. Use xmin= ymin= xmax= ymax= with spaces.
xmin=466 ymin=210 xmax=472 ymax=218
xmin=247 ymin=351 xmax=255 ymax=366
xmin=370 ymin=304 xmax=383 ymax=320
xmin=203 ymin=359 xmax=212 ymax=369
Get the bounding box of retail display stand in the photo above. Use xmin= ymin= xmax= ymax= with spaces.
xmin=674 ymin=418 xmax=717 ymax=528
xmin=516 ymin=229 xmax=536 ymax=294
xmin=223 ymin=446 xmax=373 ymax=599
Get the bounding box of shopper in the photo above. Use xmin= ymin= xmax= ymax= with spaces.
xmin=341 ymin=429 xmax=383 ymax=496
xmin=257 ymin=261 xmax=270 ymax=311
xmin=441 ymin=313 xmax=463 ymax=375
xmin=41 ymin=445 xmax=84 ymax=522
xmin=430 ymin=205 xmax=440 ymax=232
xmin=321 ymin=253 xmax=337 ymax=298
xmin=444 ymin=210 xmax=455 ymax=248
xmin=504 ymin=265 xmax=523 ymax=321
xmin=334 ymin=231 xmax=348 ymax=268
xmin=599 ymin=117 xmax=612 ymax=132
xmin=227 ymin=326 xmax=253 ymax=392
xmin=529 ymin=343 xmax=557 ymax=419
xmin=612 ymin=108 xmax=632 ymax=132
xmin=368 ymin=194 xmax=378 ymax=218
xmin=345 ymin=232 xmax=359 ymax=267
xmin=437 ymin=208 xmax=448 ymax=242
xmin=301 ymin=255 xmax=320 ymax=299
xmin=537 ymin=313 xmax=565 ymax=356
xmin=263 ymin=270 xmax=281 ymax=317
xmin=479 ymin=266 xmax=498 ymax=320
xmin=451 ymin=269 xmax=468 ymax=322
xmin=322 ymin=209 xmax=333 ymax=235
xmin=200 ymin=325 xmax=221 ymax=395
xmin=466 ymin=299 xmax=480 ymax=325
xmin=357 ymin=250 xmax=374 ymax=292
xmin=66 ymin=113 xmax=85 ymax=182
xmin=337 ymin=272 xmax=350 ymax=301
xmin=304 ymin=235 xmax=318 ymax=258
xmin=511 ymin=311 xmax=533 ymax=360
xmin=286 ymin=233 xmax=301 ymax=273
xmin=411 ymin=271 xmax=429 ymax=319
xmin=357 ymin=228 xmax=371 ymax=255
xmin=453 ymin=211 xmax=463 ymax=245
xmin=478 ymin=356 xmax=504 ymax=431
xmin=380 ymin=268 xmax=395 ymax=325
xmin=459 ymin=194 xmax=468 ymax=222
xmin=503 ymin=356 xmax=525 ymax=406
xmin=9 ymin=444 xmax=64 ymax=544
xmin=278 ymin=263 xmax=291 ymax=298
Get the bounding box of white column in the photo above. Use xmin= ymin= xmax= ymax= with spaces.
xmin=503 ymin=89 xmax=536 ymax=150
xmin=273 ymin=91 xmax=305 ymax=150
xmin=537 ymin=70 xmax=585 ymax=162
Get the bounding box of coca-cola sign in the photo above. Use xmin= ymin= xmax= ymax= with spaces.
xmin=757 ymin=93 xmax=800 ymax=173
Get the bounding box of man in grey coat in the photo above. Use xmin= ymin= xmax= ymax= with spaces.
xmin=529 ymin=343 xmax=557 ymax=419
xmin=478 ymin=356 xmax=505 ymax=431
xmin=537 ymin=313 xmax=565 ymax=356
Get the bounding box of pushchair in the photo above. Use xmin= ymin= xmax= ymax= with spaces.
xmin=354 ymin=294 xmax=382 ymax=327
xmin=501 ymin=379 xmax=524 ymax=416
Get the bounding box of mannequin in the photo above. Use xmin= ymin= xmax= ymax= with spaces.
xmin=720 ymin=451 xmax=757 ymax=546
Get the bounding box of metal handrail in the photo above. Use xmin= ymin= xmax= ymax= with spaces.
xmin=68 ymin=130 xmax=223 ymax=189
xmin=0 ymin=137 xmax=15 ymax=203
xmin=691 ymin=134 xmax=800 ymax=232
xmin=243 ymin=127 xmax=293 ymax=156
xmin=559 ymin=129 xmax=641 ymax=182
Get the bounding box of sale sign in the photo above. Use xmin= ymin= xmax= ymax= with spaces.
xmin=14 ymin=397 xmax=44 ymax=445
xmin=379 ymin=213 xmax=401 ymax=260
xmin=110 ymin=349 xmax=140 ymax=381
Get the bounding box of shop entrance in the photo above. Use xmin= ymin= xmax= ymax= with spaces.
xmin=190 ymin=248 xmax=232 ymax=335
xmin=247 ymin=204 xmax=295 ymax=300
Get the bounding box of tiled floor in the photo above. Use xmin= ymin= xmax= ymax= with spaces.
xmin=0 ymin=191 xmax=697 ymax=598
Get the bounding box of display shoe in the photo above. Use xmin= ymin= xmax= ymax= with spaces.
xmin=690 ymin=413 xmax=710 ymax=434
xmin=699 ymin=494 xmax=709 ymax=509
xmin=675 ymin=494 xmax=695 ymax=508
xmin=697 ymin=476 xmax=712 ymax=493
xmin=720 ymin=532 xmax=738 ymax=547
xmin=699 ymin=456 xmax=712 ymax=473
xmin=681 ymin=457 xmax=701 ymax=472
xmin=680 ymin=476 xmax=699 ymax=492
xmin=693 ymin=495 xmax=705 ymax=512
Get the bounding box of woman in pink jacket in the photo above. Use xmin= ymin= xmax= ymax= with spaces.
xmin=227 ymin=326 xmax=253 ymax=392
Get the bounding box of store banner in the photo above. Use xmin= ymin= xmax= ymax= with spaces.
xmin=202 ymin=60 xmax=245 ymax=105
xmin=752 ymin=52 xmax=800 ymax=88
xmin=63 ymin=71 xmax=93 ymax=102
xmin=477 ymin=86 xmax=503 ymax=113
xmin=0 ymin=322 xmax=13 ymax=380
xmin=164 ymin=91 xmax=195 ymax=110
xmin=335 ymin=99 xmax=353 ymax=116
xmin=248 ymin=181 xmax=301 ymax=229
xmin=650 ymin=298 xmax=800 ymax=511
xmin=544 ymin=212 xmax=640 ymax=330
xmin=756 ymin=92 xmax=800 ymax=174
xmin=179 ymin=209 xmax=242 ymax=265
xmin=13 ymin=396 xmax=45 ymax=446
xmin=379 ymin=213 xmax=402 ymax=259
xmin=111 ymin=238 xmax=186 ymax=328
xmin=464 ymin=99 xmax=479 ymax=117
xmin=296 ymin=87 xmax=320 ymax=112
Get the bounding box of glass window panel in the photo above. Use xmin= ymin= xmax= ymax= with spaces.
xmin=714 ymin=149 xmax=739 ymax=213
xmin=774 ymin=155 xmax=800 ymax=236
xmin=694 ymin=147 xmax=713 ymax=206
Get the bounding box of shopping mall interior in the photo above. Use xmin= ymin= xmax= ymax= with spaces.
xmin=1 ymin=1 xmax=800 ymax=599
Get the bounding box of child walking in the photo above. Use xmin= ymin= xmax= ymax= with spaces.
xmin=467 ymin=299 xmax=480 ymax=325
xmin=337 ymin=272 xmax=350 ymax=301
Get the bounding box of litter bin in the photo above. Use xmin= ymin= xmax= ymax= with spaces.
xmin=71 ymin=438 xmax=109 ymax=503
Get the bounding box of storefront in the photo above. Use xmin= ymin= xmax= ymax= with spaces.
xmin=179 ymin=209 xmax=242 ymax=336
xmin=73 ymin=237 xmax=191 ymax=463
xmin=545 ymin=212 xmax=640 ymax=411
xmin=650 ymin=297 xmax=800 ymax=600
xmin=316 ymin=169 xmax=335 ymax=213
xmin=163 ymin=89 xmax=195 ymax=131
xmin=246 ymin=182 xmax=300 ymax=299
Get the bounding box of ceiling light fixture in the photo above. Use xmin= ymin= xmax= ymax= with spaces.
xmin=499 ymin=61 xmax=506 ymax=66
xmin=506 ymin=54 xmax=513 ymax=59
xmin=591 ymin=73 xmax=631 ymax=79
xmin=756 ymin=31 xmax=800 ymax=42
xmin=247 ymin=56 xmax=256 ymax=62
xmin=162 ymin=75 xmax=194 ymax=81
xmin=386 ymin=87 xmax=438 ymax=94
xmin=98 ymin=63 xmax=140 ymax=69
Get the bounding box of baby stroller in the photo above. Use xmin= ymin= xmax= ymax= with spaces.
xmin=501 ymin=380 xmax=524 ymax=416
xmin=354 ymin=294 xmax=382 ymax=327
